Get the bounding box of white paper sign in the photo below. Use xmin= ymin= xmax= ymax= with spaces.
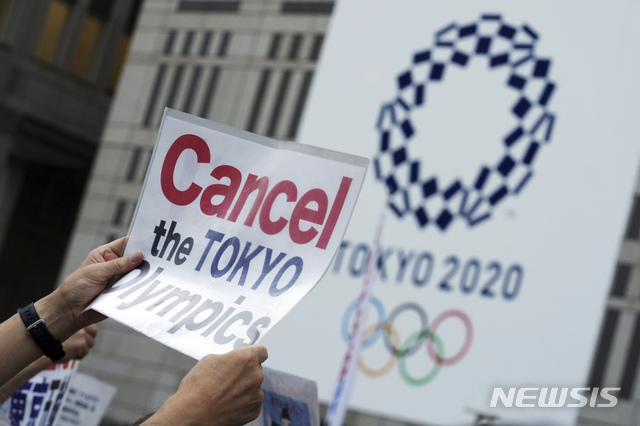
xmin=260 ymin=1 xmax=640 ymax=425
xmin=53 ymin=373 xmax=117 ymax=426
xmin=90 ymin=109 xmax=368 ymax=359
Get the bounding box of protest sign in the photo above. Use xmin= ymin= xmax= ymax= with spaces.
xmin=1 ymin=361 xmax=78 ymax=426
xmin=248 ymin=367 xmax=319 ymax=426
xmin=54 ymin=373 xmax=117 ymax=426
xmin=90 ymin=108 xmax=368 ymax=359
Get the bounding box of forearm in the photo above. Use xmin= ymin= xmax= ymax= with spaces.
xmin=0 ymin=292 xmax=78 ymax=387
xmin=0 ymin=356 xmax=51 ymax=403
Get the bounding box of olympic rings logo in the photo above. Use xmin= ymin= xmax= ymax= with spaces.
xmin=341 ymin=297 xmax=473 ymax=386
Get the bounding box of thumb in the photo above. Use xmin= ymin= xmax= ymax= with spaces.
xmin=97 ymin=251 xmax=144 ymax=281
xmin=248 ymin=344 xmax=269 ymax=364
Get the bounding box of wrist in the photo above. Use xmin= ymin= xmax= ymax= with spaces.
xmin=34 ymin=293 xmax=79 ymax=343
xmin=144 ymin=394 xmax=208 ymax=426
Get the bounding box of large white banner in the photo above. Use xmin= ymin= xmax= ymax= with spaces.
xmin=261 ymin=1 xmax=640 ymax=425
xmin=90 ymin=109 xmax=368 ymax=359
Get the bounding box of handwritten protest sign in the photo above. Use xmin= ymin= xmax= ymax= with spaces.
xmin=90 ymin=109 xmax=368 ymax=359
xmin=1 ymin=361 xmax=78 ymax=426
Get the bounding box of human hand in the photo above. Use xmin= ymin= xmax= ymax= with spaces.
xmin=36 ymin=237 xmax=143 ymax=340
xmin=144 ymin=344 xmax=269 ymax=426
xmin=0 ymin=325 xmax=99 ymax=403
xmin=57 ymin=325 xmax=98 ymax=363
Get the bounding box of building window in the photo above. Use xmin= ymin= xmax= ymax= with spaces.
xmin=178 ymin=1 xmax=241 ymax=13
xmin=35 ymin=0 xmax=71 ymax=63
xmin=308 ymin=34 xmax=324 ymax=61
xmin=287 ymin=34 xmax=302 ymax=60
xmin=164 ymin=30 xmax=177 ymax=55
xmin=281 ymin=1 xmax=334 ymax=14
xmin=0 ymin=0 xmax=11 ymax=38
xmin=199 ymin=66 xmax=221 ymax=118
xmin=588 ymin=308 xmax=620 ymax=389
xmin=247 ymin=69 xmax=272 ymax=132
xmin=268 ymin=33 xmax=282 ymax=59
xmin=199 ymin=31 xmax=213 ymax=56
xmin=610 ymin=263 xmax=632 ymax=297
xmin=69 ymin=0 xmax=112 ymax=78
xmin=143 ymin=64 xmax=167 ymax=127
xmin=620 ymin=313 xmax=640 ymax=399
xmin=181 ymin=30 xmax=195 ymax=56
xmin=625 ymin=196 xmax=640 ymax=240
xmin=217 ymin=31 xmax=231 ymax=57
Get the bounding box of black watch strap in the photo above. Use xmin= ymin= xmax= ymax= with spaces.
xmin=18 ymin=303 xmax=66 ymax=362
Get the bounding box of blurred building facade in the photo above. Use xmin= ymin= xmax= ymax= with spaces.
xmin=0 ymin=0 xmax=141 ymax=321
xmin=2 ymin=0 xmax=640 ymax=425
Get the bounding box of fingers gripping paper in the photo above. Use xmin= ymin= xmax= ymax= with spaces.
xmin=90 ymin=109 xmax=368 ymax=359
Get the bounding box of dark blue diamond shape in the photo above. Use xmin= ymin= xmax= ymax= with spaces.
xmin=436 ymin=210 xmax=454 ymax=230
xmin=401 ymin=120 xmax=414 ymax=138
xmin=512 ymin=97 xmax=531 ymax=118
xmin=498 ymin=24 xmax=516 ymax=39
xmin=476 ymin=37 xmax=491 ymax=54
xmin=398 ymin=71 xmax=412 ymax=89
xmin=451 ymin=52 xmax=469 ymax=66
xmin=533 ymin=59 xmax=550 ymax=77
xmin=393 ymin=147 xmax=407 ymax=165
xmin=508 ymin=74 xmax=526 ymax=90
xmin=497 ymin=155 xmax=516 ymax=176
xmin=430 ymin=63 xmax=445 ymax=81
xmin=422 ymin=178 xmax=437 ymax=198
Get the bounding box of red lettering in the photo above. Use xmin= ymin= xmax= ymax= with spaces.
xmin=289 ymin=189 xmax=328 ymax=245
xmin=227 ymin=174 xmax=269 ymax=226
xmin=316 ymin=176 xmax=352 ymax=249
xmin=160 ymin=135 xmax=354 ymax=249
xmin=200 ymin=165 xmax=242 ymax=217
xmin=259 ymin=181 xmax=297 ymax=235
xmin=161 ymin=134 xmax=210 ymax=206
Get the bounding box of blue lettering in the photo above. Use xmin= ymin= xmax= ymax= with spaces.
xmin=227 ymin=242 xmax=265 ymax=286
xmin=211 ymin=237 xmax=240 ymax=278
xmin=269 ymin=256 xmax=303 ymax=296
xmin=195 ymin=230 xmax=225 ymax=271
xmin=251 ymin=249 xmax=286 ymax=290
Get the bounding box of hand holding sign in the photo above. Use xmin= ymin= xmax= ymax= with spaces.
xmin=146 ymin=344 xmax=268 ymax=426
xmin=89 ymin=109 xmax=368 ymax=359
xmin=47 ymin=237 xmax=143 ymax=334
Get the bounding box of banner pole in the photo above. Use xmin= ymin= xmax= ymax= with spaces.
xmin=324 ymin=209 xmax=386 ymax=426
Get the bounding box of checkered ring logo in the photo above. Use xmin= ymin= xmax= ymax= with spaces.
xmin=373 ymin=14 xmax=557 ymax=231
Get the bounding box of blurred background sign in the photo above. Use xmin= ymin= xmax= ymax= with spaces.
xmin=262 ymin=1 xmax=640 ymax=424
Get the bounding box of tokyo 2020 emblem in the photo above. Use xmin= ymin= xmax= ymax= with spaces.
xmin=373 ymin=14 xmax=557 ymax=231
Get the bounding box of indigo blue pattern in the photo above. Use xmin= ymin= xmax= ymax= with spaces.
xmin=373 ymin=14 xmax=557 ymax=230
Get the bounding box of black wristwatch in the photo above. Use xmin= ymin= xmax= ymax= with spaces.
xmin=18 ymin=303 xmax=66 ymax=362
